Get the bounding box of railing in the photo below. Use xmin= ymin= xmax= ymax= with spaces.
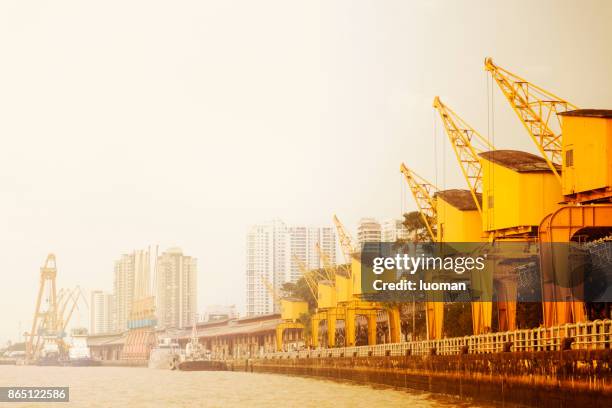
xmin=262 ymin=319 xmax=612 ymax=359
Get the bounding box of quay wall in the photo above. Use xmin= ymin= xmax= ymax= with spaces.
xmin=99 ymin=359 xmax=147 ymax=367
xmin=248 ymin=349 xmax=612 ymax=407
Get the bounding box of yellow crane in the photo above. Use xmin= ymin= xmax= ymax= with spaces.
xmin=399 ymin=163 xmax=444 ymax=339
xmin=433 ymin=96 xmax=495 ymax=214
xmin=484 ymin=57 xmax=577 ymax=183
xmin=399 ymin=163 xmax=438 ymax=241
xmin=26 ymin=255 xmax=88 ymax=362
xmin=433 ymin=97 xmax=502 ymax=334
xmin=259 ymin=273 xmax=309 ymax=351
xmin=27 ymin=254 xmax=59 ymax=362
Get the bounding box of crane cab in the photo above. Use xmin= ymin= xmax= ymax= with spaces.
xmin=335 ymin=268 xmax=353 ymax=303
xmin=560 ymin=110 xmax=612 ymax=202
xmin=479 ymin=150 xmax=562 ymax=237
xmin=280 ymin=298 xmax=309 ymax=322
xmin=435 ymin=189 xmax=485 ymax=242
xmin=317 ymin=280 xmax=337 ymax=309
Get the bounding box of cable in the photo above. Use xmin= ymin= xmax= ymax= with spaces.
xmin=433 ymin=109 xmax=438 ymax=188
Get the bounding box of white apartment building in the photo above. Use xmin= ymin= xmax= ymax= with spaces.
xmin=288 ymin=225 xmax=336 ymax=282
xmin=357 ymin=217 xmax=382 ymax=247
xmin=155 ymin=247 xmax=198 ymax=329
xmin=246 ymin=219 xmax=289 ymax=316
xmin=246 ymin=220 xmax=336 ymax=316
xmin=381 ymin=218 xmax=409 ymax=242
xmin=90 ymin=290 xmax=114 ymax=334
xmin=113 ymin=248 xmax=151 ymax=331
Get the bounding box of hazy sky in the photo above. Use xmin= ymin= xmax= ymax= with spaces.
xmin=1 ymin=0 xmax=611 ymax=344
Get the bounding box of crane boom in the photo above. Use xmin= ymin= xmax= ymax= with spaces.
xmin=433 ymin=96 xmax=494 ymax=214
xmin=292 ymin=255 xmax=319 ymax=300
xmin=260 ymin=275 xmax=281 ymax=303
xmin=484 ymin=57 xmax=578 ymax=183
xmin=315 ymin=242 xmax=336 ymax=283
xmin=399 ymin=163 xmax=438 ymax=241
xmin=332 ymin=214 xmax=355 ymax=267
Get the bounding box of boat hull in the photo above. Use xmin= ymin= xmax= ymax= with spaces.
xmin=178 ymin=360 xmax=227 ymax=371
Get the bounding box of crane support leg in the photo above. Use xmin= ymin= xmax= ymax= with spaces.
xmin=471 ymin=301 xmax=492 ymax=335
xmin=388 ymin=307 xmax=401 ymax=343
xmin=275 ymin=326 xmax=284 ymax=351
xmin=311 ymin=312 xmax=322 ymax=348
xmin=425 ymin=301 xmax=444 ymax=339
xmin=345 ymin=308 xmax=356 ymax=347
xmin=326 ymin=315 xmax=336 ymax=348
xmin=496 ymin=279 xmax=517 ymax=331
xmin=367 ymin=312 xmax=377 ymax=345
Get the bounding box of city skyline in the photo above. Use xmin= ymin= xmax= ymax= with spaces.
xmin=89 ymin=246 xmax=199 ymax=335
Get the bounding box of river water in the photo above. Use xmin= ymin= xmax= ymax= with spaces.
xmin=0 ymin=366 xmax=493 ymax=407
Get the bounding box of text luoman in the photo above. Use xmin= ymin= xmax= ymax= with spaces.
xmin=372 ymin=279 xmax=467 ymax=291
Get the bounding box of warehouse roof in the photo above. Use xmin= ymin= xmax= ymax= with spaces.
xmin=435 ymin=189 xmax=480 ymax=211
xmin=87 ymin=332 xmax=126 ymax=347
xmin=175 ymin=315 xmax=283 ymax=339
xmin=479 ymin=150 xmax=560 ymax=172
xmin=559 ymin=109 xmax=612 ymax=119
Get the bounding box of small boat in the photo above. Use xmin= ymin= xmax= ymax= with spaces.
xmin=148 ymin=336 xmax=181 ymax=369
xmin=66 ymin=328 xmax=101 ymax=366
xmin=36 ymin=342 xmax=63 ymax=366
xmin=177 ymin=317 xmax=226 ymax=371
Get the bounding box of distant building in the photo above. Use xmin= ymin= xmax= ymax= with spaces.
xmin=357 ymin=217 xmax=382 ymax=247
xmin=288 ymin=225 xmax=336 ymax=282
xmin=201 ymin=304 xmax=239 ymax=322
xmin=90 ymin=290 xmax=114 ymax=334
xmin=155 ymin=247 xmax=197 ymax=329
xmin=246 ymin=220 xmax=336 ymax=316
xmin=113 ymin=248 xmax=151 ymax=331
xmin=381 ymin=218 xmax=409 ymax=242
xmin=246 ymin=220 xmax=290 ymax=316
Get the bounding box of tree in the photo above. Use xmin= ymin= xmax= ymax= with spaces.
xmin=401 ymin=211 xmax=435 ymax=242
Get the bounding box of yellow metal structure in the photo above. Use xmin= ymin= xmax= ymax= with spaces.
xmin=435 ymin=190 xmax=484 ymax=242
xmin=280 ymin=298 xmax=308 ymax=322
xmin=292 ymin=255 xmax=319 ymax=300
xmin=333 ymin=214 xmax=355 ymax=266
xmin=537 ymin=205 xmax=612 ymax=326
xmin=27 ymin=254 xmax=59 ymax=361
xmin=433 ymin=97 xmax=494 ymax=214
xmin=399 ymin=164 xmax=445 ymax=338
xmin=261 ymin=272 xmax=308 ymax=350
xmin=315 ymin=242 xmax=336 ymax=282
xmin=399 ymin=163 xmax=438 ymax=241
xmin=560 ymin=110 xmax=612 ymax=202
xmin=275 ymin=321 xmax=304 ymax=351
xmin=485 ymin=57 xmax=577 ymax=183
xmin=334 ymin=271 xmax=352 ymax=304
xmin=58 ymin=286 xmax=87 ymax=333
xmin=317 ymin=280 xmax=337 ymax=309
xmin=479 ymin=150 xmax=562 ymax=237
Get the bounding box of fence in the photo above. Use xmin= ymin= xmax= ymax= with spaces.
xmin=262 ymin=319 xmax=612 ymax=359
